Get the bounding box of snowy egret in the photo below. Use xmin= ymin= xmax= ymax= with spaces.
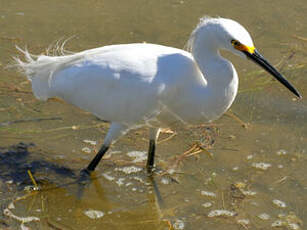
xmin=15 ymin=17 xmax=301 ymax=174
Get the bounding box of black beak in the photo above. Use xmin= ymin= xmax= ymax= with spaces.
xmin=244 ymin=49 xmax=302 ymax=99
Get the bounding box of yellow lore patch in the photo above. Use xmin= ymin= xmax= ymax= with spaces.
xmin=231 ymin=40 xmax=255 ymax=54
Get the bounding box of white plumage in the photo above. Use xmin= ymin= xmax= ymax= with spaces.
xmin=15 ymin=17 xmax=300 ymax=173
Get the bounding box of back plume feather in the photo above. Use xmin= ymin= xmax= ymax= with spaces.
xmin=13 ymin=39 xmax=81 ymax=101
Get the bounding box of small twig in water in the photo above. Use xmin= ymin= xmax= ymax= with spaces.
xmin=158 ymin=132 xmax=177 ymax=144
xmin=169 ymin=143 xmax=209 ymax=170
xmin=0 ymin=117 xmax=62 ymax=127
xmin=27 ymin=170 xmax=39 ymax=191
xmin=225 ymin=110 xmax=249 ymax=128
xmin=292 ymin=34 xmax=307 ymax=42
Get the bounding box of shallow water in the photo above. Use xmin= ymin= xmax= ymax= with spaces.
xmin=0 ymin=0 xmax=306 ymax=229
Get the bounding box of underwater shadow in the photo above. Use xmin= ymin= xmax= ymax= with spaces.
xmin=0 ymin=142 xmax=77 ymax=190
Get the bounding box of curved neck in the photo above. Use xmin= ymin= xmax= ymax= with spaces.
xmin=193 ymin=41 xmax=236 ymax=89
xmin=188 ymin=32 xmax=239 ymax=121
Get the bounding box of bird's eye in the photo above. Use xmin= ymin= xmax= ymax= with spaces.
xmin=231 ymin=40 xmax=240 ymax=47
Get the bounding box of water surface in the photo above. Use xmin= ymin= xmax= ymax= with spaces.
xmin=0 ymin=0 xmax=306 ymax=229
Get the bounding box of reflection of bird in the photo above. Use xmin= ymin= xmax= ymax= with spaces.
xmin=15 ymin=17 xmax=301 ymax=174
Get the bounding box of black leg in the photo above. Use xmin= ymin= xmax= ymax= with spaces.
xmin=78 ymin=145 xmax=109 ymax=195
xmin=146 ymin=139 xmax=156 ymax=173
xmin=85 ymin=145 xmax=109 ymax=172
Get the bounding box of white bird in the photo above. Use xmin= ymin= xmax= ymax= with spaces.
xmin=15 ymin=17 xmax=301 ymax=175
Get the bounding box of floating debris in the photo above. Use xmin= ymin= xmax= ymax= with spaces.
xmin=102 ymin=173 xmax=115 ymax=181
xmin=202 ymin=202 xmax=213 ymax=208
xmin=20 ymin=223 xmax=30 ymax=230
xmin=272 ymin=199 xmax=287 ymax=208
xmin=6 ymin=180 xmax=13 ymax=184
xmin=200 ymin=190 xmax=216 ymax=198
xmin=273 ymin=212 xmax=303 ymax=230
xmin=258 ymin=213 xmax=271 ymax=220
xmin=133 ymin=176 xmax=145 ymax=184
xmin=251 ymin=162 xmax=272 ymax=170
xmin=127 ymin=151 xmax=147 ymax=163
xmin=83 ymin=139 xmax=97 ymax=146
xmin=81 ymin=147 xmax=91 ymax=154
xmin=109 ymin=150 xmax=121 ymax=155
xmin=208 ymin=209 xmax=236 ymax=217
xmin=8 ymin=202 xmax=15 ymax=209
xmin=276 ymin=149 xmax=288 ymax=156
xmin=241 ymin=190 xmax=257 ymax=196
xmin=173 ymin=219 xmax=185 ymax=230
xmin=83 ymin=210 xmax=104 ymax=219
xmin=233 ymin=183 xmax=256 ymax=196
xmin=166 ymin=168 xmax=176 ymax=175
xmin=272 ymin=220 xmax=284 ymax=227
xmin=4 ymin=208 xmax=40 ymax=223
xmin=24 ymin=185 xmax=40 ymax=192
xmin=232 ymin=166 xmax=239 ymax=171
xmin=288 ymin=223 xmax=301 ymax=230
xmin=233 ymin=182 xmax=246 ymax=189
xmin=125 ymin=182 xmax=133 ymax=187
xmin=237 ymin=219 xmax=250 ymax=225
xmin=115 ymin=166 xmax=143 ymax=174
xmin=161 ymin=177 xmax=171 ymax=185
xmin=272 ymin=220 xmax=301 ymax=230
xmin=115 ymin=178 xmax=125 ymax=186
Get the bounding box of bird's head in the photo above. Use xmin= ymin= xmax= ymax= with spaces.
xmin=214 ymin=18 xmax=255 ymax=59
xmin=198 ymin=17 xmax=302 ymax=99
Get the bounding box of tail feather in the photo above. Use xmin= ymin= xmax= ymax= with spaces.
xmin=14 ymin=47 xmax=58 ymax=101
xmin=14 ymin=43 xmax=81 ymax=101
